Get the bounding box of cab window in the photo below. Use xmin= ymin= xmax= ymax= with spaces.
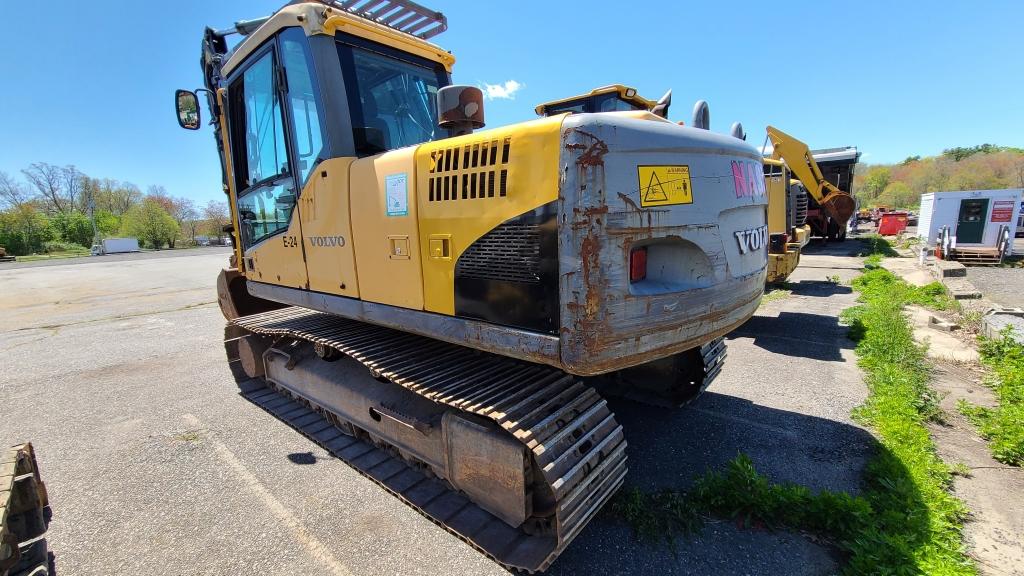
xmin=336 ymin=36 xmax=448 ymax=156
xmin=597 ymin=95 xmax=644 ymax=112
xmin=227 ymin=48 xmax=296 ymax=249
xmin=280 ymin=28 xmax=325 ymax=184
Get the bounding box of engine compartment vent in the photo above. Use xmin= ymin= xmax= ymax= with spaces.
xmin=790 ymin=184 xmax=809 ymax=228
xmin=455 ymin=223 xmax=540 ymax=284
xmin=428 ymin=137 xmax=511 ymax=201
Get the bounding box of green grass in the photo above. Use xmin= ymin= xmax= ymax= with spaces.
xmin=15 ymin=249 xmax=91 ymax=262
xmin=611 ymin=245 xmax=975 ymax=575
xmin=896 ymin=235 xmax=923 ymax=251
xmin=859 ymin=234 xmax=900 ymax=266
xmin=611 ymin=454 xmax=872 ymax=548
xmin=957 ymin=329 xmax=1024 ymax=465
xmin=839 ymin=267 xmax=972 ymax=574
xmin=760 ymin=284 xmax=793 ymax=306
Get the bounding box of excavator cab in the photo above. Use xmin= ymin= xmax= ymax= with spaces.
xmin=535 ymin=84 xmax=672 ymax=118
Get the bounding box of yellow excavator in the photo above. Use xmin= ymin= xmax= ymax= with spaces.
xmin=761 ymin=156 xmax=811 ymax=283
xmin=176 ymin=2 xmax=767 ymax=570
xmin=765 ymin=127 xmax=858 ymax=243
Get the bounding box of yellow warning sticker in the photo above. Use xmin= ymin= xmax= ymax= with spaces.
xmin=637 ymin=165 xmax=693 ymax=207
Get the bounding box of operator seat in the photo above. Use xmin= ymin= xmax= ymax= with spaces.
xmin=355 ymin=96 xmax=390 ymax=153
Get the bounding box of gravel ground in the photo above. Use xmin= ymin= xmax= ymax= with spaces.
xmin=0 ymin=242 xmax=873 ymax=575
xmin=966 ymin=240 xmax=1024 ymax=308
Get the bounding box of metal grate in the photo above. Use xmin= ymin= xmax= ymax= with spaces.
xmin=456 ymin=223 xmax=541 ymax=283
xmin=320 ymin=0 xmax=447 ymax=39
xmin=428 ymin=137 xmax=511 ymax=201
xmin=794 ymin=189 xmax=809 ymax=227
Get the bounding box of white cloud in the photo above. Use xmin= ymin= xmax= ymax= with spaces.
xmin=482 ymin=80 xmax=524 ymax=100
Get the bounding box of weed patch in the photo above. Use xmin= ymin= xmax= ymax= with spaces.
xmin=859 ymin=235 xmax=900 ymax=266
xmin=760 ymin=285 xmax=793 ymax=306
xmin=958 ymin=329 xmax=1024 ymax=465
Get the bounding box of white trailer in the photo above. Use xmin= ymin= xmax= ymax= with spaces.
xmin=95 ymin=238 xmax=140 ymax=255
xmin=917 ymin=189 xmax=1022 ymax=255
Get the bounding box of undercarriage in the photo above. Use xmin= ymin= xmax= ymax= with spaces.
xmin=225 ymin=306 xmax=725 ymax=572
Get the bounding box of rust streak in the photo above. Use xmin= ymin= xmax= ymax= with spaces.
xmin=616 ymin=192 xmax=641 ymax=213
xmin=577 ymin=139 xmax=609 ymax=167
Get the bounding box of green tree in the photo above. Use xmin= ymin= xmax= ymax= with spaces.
xmin=858 ymin=166 xmax=891 ymax=204
xmin=51 ymin=210 xmax=94 ymax=247
xmin=0 ymin=205 xmax=54 ymax=255
xmin=203 ymin=200 xmax=230 ymax=242
xmin=94 ymin=210 xmax=121 ymax=236
xmin=876 ymin=181 xmax=917 ymax=208
xmin=121 ymin=198 xmax=179 ymax=249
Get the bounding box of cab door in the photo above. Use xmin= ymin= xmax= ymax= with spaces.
xmin=226 ymin=42 xmax=307 ymax=289
xmin=277 ymin=28 xmax=359 ymax=297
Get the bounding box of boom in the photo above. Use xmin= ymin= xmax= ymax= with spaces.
xmin=766 ymin=126 xmax=855 ymax=226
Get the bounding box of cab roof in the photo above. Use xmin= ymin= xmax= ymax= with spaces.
xmin=221 ymin=1 xmax=454 ymax=77
xmin=534 ymin=84 xmax=656 ymax=116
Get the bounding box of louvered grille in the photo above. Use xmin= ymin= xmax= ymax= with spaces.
xmin=428 ymin=137 xmax=511 ymax=201
xmin=794 ymin=190 xmax=809 ymax=227
xmin=456 ymin=223 xmax=541 ymax=283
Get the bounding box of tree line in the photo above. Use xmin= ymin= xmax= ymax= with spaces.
xmin=0 ymin=162 xmax=230 ymax=255
xmin=854 ymin=144 xmax=1024 ymax=209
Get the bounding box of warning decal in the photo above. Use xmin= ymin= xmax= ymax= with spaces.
xmin=991 ymin=200 xmax=1014 ymax=222
xmin=637 ymin=165 xmax=693 ymax=207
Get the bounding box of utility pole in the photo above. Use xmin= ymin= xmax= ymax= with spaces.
xmin=88 ymin=198 xmax=100 ymax=253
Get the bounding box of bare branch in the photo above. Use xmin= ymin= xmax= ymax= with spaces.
xmin=22 ymin=162 xmax=67 ymax=214
xmin=0 ymin=171 xmax=32 ymax=209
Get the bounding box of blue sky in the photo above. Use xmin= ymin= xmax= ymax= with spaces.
xmin=1 ymin=1 xmax=1021 ymax=206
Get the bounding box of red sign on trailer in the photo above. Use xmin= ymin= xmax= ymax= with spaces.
xmin=991 ymin=200 xmax=1015 ymax=222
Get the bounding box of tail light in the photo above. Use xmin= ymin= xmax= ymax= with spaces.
xmin=629 ymin=247 xmax=647 ymax=283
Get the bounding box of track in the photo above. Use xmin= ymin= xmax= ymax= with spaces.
xmin=230 ymin=306 xmax=628 ymax=572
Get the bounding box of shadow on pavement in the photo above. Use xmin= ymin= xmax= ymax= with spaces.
xmin=801 ymin=239 xmax=872 ymax=258
xmin=728 ymin=311 xmax=853 ymax=362
xmin=789 ymin=280 xmax=853 ymax=297
xmin=544 ymin=393 xmax=888 ymax=576
xmin=287 ymin=451 xmax=318 ymax=465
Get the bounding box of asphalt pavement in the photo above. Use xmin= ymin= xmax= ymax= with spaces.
xmin=0 ymin=246 xmax=232 ymax=270
xmin=0 ymin=241 xmax=873 ymax=575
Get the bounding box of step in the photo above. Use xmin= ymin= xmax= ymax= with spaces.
xmin=941 ymin=277 xmax=982 ymax=300
xmin=932 ymin=259 xmax=967 ymax=278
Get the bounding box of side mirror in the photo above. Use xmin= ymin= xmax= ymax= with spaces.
xmin=175 ymin=89 xmax=201 ymax=130
xmin=437 ymin=85 xmax=485 ymax=136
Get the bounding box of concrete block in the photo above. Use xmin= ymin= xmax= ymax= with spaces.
xmin=942 ymin=277 xmax=982 ymax=300
xmin=983 ymin=311 xmax=1024 ymax=346
xmin=928 ymin=315 xmax=959 ymax=332
xmin=933 ymin=259 xmax=967 ymax=278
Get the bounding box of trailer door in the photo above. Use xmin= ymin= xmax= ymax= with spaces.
xmin=956 ymin=198 xmax=988 ymax=243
